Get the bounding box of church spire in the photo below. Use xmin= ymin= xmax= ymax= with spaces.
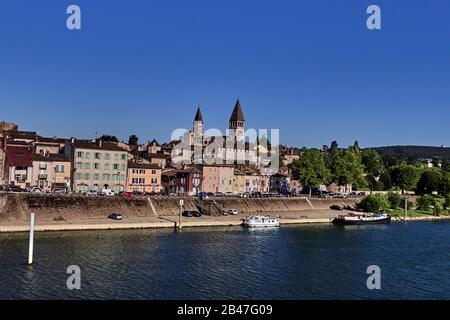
xmin=229 ymin=99 xmax=245 ymax=122
xmin=194 ymin=107 xmax=203 ymax=122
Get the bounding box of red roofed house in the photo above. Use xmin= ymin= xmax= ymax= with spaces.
xmin=5 ymin=143 xmax=33 ymax=188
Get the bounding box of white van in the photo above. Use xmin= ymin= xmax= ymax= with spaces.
xmin=101 ymin=188 xmax=115 ymax=196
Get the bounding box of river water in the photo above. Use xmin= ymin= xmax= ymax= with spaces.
xmin=1 ymin=221 xmax=449 ymax=299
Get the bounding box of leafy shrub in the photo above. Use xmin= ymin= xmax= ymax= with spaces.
xmin=433 ymin=202 xmax=443 ymax=216
xmin=357 ymin=194 xmax=390 ymax=213
xmin=416 ymin=195 xmax=434 ymax=212
xmin=387 ymin=192 xmax=402 ymax=209
xmin=444 ymin=194 xmax=450 ymax=210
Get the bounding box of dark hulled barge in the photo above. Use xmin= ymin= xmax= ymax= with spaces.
xmin=332 ymin=212 xmax=391 ymax=225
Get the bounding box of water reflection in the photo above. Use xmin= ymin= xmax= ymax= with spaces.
xmin=1 ymin=222 xmax=450 ymax=299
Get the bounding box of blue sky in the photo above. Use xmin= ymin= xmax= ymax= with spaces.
xmin=0 ymin=0 xmax=449 ymax=148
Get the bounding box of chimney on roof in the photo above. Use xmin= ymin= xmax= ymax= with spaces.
xmin=98 ymin=139 xmax=102 ymax=147
xmin=70 ymin=137 xmax=75 ymax=144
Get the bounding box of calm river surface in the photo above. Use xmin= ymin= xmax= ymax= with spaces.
xmin=1 ymin=221 xmax=450 ymax=299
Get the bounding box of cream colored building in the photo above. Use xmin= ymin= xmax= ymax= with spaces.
xmin=233 ymin=168 xmax=270 ymax=194
xmin=31 ymin=153 xmax=71 ymax=191
xmin=65 ymin=139 xmax=129 ymax=193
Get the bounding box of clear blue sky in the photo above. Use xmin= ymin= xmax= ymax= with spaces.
xmin=1 ymin=0 xmax=449 ymax=148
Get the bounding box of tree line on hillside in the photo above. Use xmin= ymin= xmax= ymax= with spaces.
xmin=370 ymin=145 xmax=450 ymax=161
xmin=291 ymin=141 xmax=450 ymax=197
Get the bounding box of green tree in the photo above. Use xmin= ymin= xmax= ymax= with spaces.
xmin=416 ymin=194 xmax=434 ymax=212
xmin=99 ymin=135 xmax=119 ymax=142
xmin=444 ymin=194 xmax=450 ymax=210
xmin=356 ymin=194 xmax=390 ymax=213
xmin=329 ymin=141 xmax=339 ymax=155
xmin=438 ymin=173 xmax=450 ymax=196
xmin=416 ymin=168 xmax=443 ymax=195
xmin=387 ymin=192 xmax=402 ymax=209
xmin=434 ymin=202 xmax=443 ymax=216
xmin=330 ymin=149 xmax=366 ymax=187
xmin=390 ymin=164 xmax=422 ymax=193
xmin=128 ymin=134 xmax=139 ymax=146
xmin=291 ymin=150 xmax=331 ymax=196
xmin=361 ymin=149 xmax=384 ymax=177
xmin=379 ymin=171 xmax=393 ymax=190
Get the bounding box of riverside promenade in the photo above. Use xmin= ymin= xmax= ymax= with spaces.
xmin=0 ymin=193 xmax=363 ymax=232
xmin=0 ymin=209 xmax=335 ymax=232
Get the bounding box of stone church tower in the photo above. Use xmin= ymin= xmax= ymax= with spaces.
xmin=193 ymin=107 xmax=204 ymax=145
xmin=229 ymin=99 xmax=245 ymax=143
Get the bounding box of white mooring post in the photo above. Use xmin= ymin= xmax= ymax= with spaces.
xmin=28 ymin=212 xmax=35 ymax=265
xmin=179 ymin=199 xmax=184 ymax=229
xmin=404 ymin=198 xmax=408 ymax=222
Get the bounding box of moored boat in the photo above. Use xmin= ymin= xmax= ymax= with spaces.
xmin=242 ymin=215 xmax=280 ymax=228
xmin=332 ymin=212 xmax=391 ymax=225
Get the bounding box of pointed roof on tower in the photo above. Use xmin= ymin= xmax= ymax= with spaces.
xmin=230 ymin=99 xmax=245 ymax=122
xmin=194 ymin=107 xmax=203 ymax=122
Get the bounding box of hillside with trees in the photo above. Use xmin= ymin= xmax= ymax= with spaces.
xmin=368 ymin=145 xmax=450 ymax=160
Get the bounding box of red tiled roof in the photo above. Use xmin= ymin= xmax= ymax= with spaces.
xmin=128 ymin=161 xmax=161 ymax=170
xmin=72 ymin=140 xmax=128 ymax=152
xmin=36 ymin=137 xmax=66 ymax=144
xmin=149 ymin=153 xmax=171 ymax=159
xmin=32 ymin=153 xmax=71 ymax=162
xmin=6 ymin=145 xmax=32 ymax=167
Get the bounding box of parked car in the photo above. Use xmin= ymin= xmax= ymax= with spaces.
xmin=226 ymin=209 xmax=238 ymax=215
xmin=330 ymin=205 xmax=343 ymax=211
xmin=30 ymin=187 xmax=44 ymax=193
xmin=108 ymin=213 xmax=123 ymax=220
xmin=198 ymin=192 xmax=209 ymax=199
xmin=191 ymin=211 xmax=202 ymax=217
xmin=52 ymin=188 xmax=66 ymax=194
xmin=7 ymin=186 xmax=25 ymax=192
xmin=121 ymin=192 xmax=133 ymax=199
xmin=182 ymin=210 xmax=193 ymax=217
xmin=86 ymin=190 xmax=98 ymax=196
xmin=101 ymin=188 xmax=115 ymax=196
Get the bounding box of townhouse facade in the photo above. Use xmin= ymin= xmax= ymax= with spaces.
xmin=65 ymin=139 xmax=129 ymax=193
xmin=5 ymin=143 xmax=33 ymax=189
xmin=233 ymin=168 xmax=270 ymax=194
xmin=33 ymin=137 xmax=65 ymax=155
xmin=161 ymin=167 xmax=202 ymax=195
xmin=127 ymin=161 xmax=162 ymax=193
xmin=31 ymin=153 xmax=72 ymax=191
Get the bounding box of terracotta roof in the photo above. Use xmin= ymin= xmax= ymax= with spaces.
xmin=6 ymin=145 xmax=32 ymax=167
xmin=128 ymin=161 xmax=161 ymax=170
xmin=230 ymin=99 xmax=245 ymax=122
xmin=32 ymin=153 xmax=71 ymax=162
xmin=36 ymin=137 xmax=66 ymax=144
xmin=162 ymin=167 xmax=201 ymax=176
xmin=72 ymin=140 xmax=128 ymax=152
xmin=149 ymin=153 xmax=171 ymax=159
xmin=7 ymin=131 xmax=38 ymax=141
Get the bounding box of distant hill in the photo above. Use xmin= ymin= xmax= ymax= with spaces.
xmin=368 ymin=146 xmax=450 ymax=160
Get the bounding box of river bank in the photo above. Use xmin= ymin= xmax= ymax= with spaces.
xmin=0 ymin=209 xmax=335 ymax=232
xmin=1 ymin=193 xmax=447 ymax=233
xmin=1 ymin=209 xmax=450 ymax=232
xmin=0 ymin=193 xmax=358 ymax=232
